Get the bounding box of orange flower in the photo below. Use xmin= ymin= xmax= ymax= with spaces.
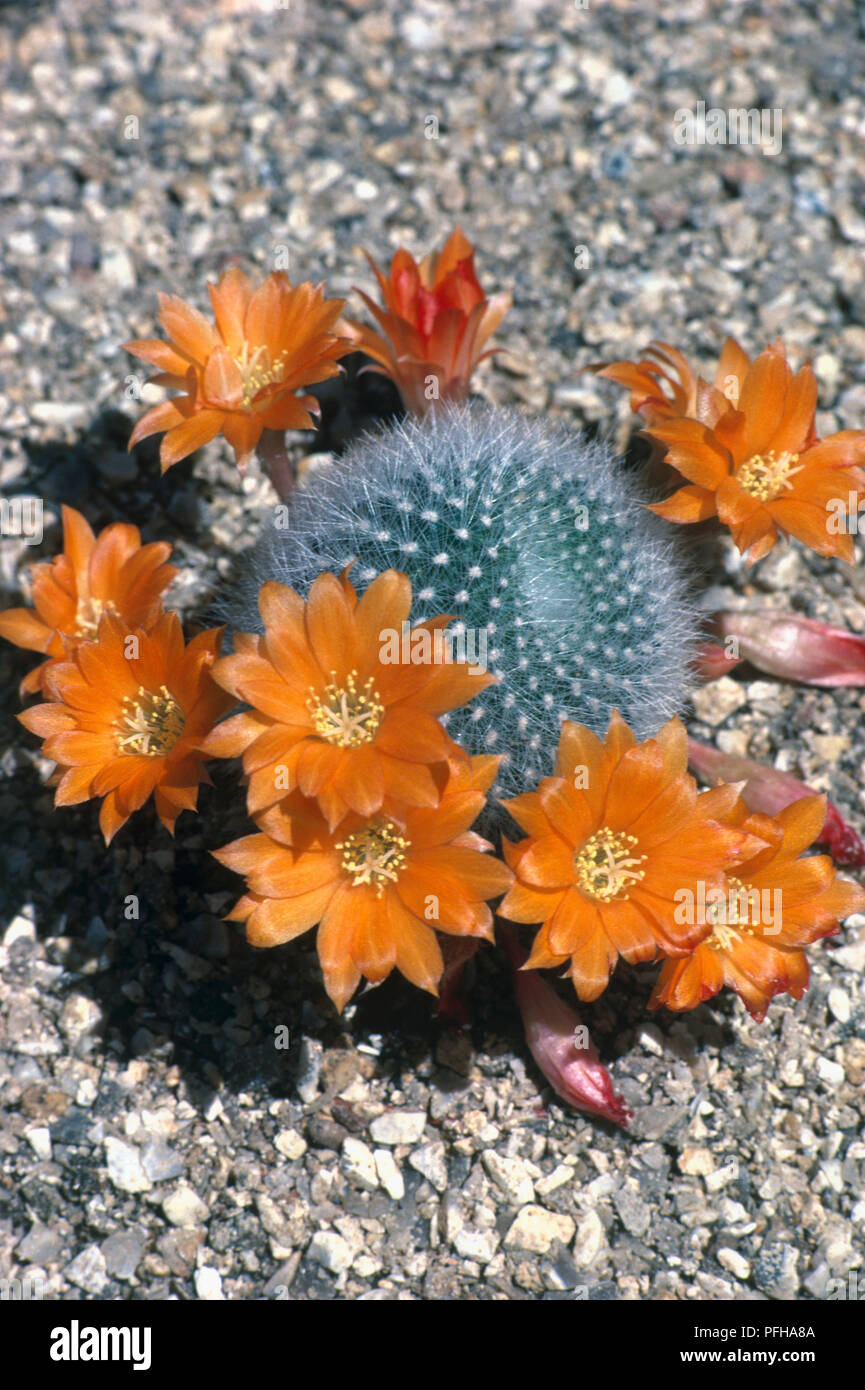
xmin=341 ymin=227 xmax=511 ymax=415
xmin=202 ymin=568 xmax=493 ymax=829
xmin=0 ymin=505 xmax=176 ymax=696
xmin=645 ymin=342 xmax=865 ymax=562
xmin=497 ymin=711 xmax=759 ymax=1002
xmin=18 ymin=612 xmax=233 ymax=844
xmin=587 ymin=337 xmax=751 ymax=426
xmin=123 ymin=268 xmax=351 ymax=471
xmin=213 ymin=755 xmax=513 ymax=1011
xmin=649 ymin=796 xmax=865 ymax=1020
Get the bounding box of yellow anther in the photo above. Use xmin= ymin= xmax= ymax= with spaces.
xmin=233 ymin=343 xmax=289 ymax=408
xmin=115 ymin=684 xmax=184 ymax=757
xmin=573 ymin=827 xmax=646 ymax=902
xmin=736 ymin=450 xmax=803 ymax=503
xmin=336 ymin=822 xmax=410 ymax=895
xmin=74 ymin=597 xmax=117 ymax=639
xmin=307 ymin=671 xmax=384 ymax=747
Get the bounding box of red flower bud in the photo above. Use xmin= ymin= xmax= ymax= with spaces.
xmin=499 ymin=922 xmax=632 ymax=1128
xmin=693 ymin=640 xmax=742 ymax=682
xmin=710 ymin=610 xmax=865 ymax=687
xmin=687 ymin=738 xmax=865 ymax=868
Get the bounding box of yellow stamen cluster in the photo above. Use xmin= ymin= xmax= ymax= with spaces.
xmin=74 ymin=597 xmax=117 ymax=639
xmin=736 ymin=449 xmax=803 ymax=502
xmin=706 ymin=876 xmax=755 ymax=951
xmin=336 ymin=822 xmax=410 ymax=894
xmin=234 ymin=343 xmax=289 ymax=408
xmin=308 ymin=671 xmax=384 ymax=747
xmin=115 ymin=684 xmax=185 ymax=757
xmin=574 ymin=828 xmax=646 ymax=902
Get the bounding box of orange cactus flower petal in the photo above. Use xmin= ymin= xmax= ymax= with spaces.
xmin=159 ymin=409 xmax=227 ymax=469
xmin=157 ymin=292 xmax=218 ymax=361
xmin=713 ymin=338 xmax=751 ymax=400
xmin=641 ymin=341 xmax=865 ymax=563
xmin=214 ymin=756 xmax=511 ymax=1011
xmin=0 ymin=608 xmax=55 ymax=654
xmin=588 ymin=338 xmax=752 ymax=424
xmin=771 ymin=364 xmax=818 ymax=455
xmin=647 ymin=485 xmax=718 ymax=524
xmin=207 ymin=569 xmax=492 ymax=831
xmin=736 ymin=347 xmax=789 ymax=458
xmin=388 ymin=895 xmax=445 ymax=995
xmin=499 ymin=710 xmax=760 ymax=1002
xmin=207 ymin=266 xmax=253 ymax=356
xmin=124 ymin=270 xmax=351 ymax=471
xmin=127 ymin=399 xmax=192 ymax=452
xmin=378 ymin=754 xmax=442 ymax=810
xmin=0 ymin=505 xmax=176 ymax=696
xmin=305 ymin=570 xmax=360 ymax=675
xmin=246 ymin=886 xmax=338 ymax=948
xmin=648 ymin=790 xmax=865 ymax=1019
xmin=18 ymin=612 xmax=233 ymax=844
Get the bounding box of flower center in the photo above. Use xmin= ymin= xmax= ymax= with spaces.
xmin=115 ymin=684 xmax=185 ymax=757
xmin=336 ymin=822 xmax=410 ymax=894
xmin=74 ymin=597 xmax=117 ymax=639
xmin=307 ymin=671 xmax=384 ymax=747
xmin=573 ymin=828 xmax=646 ymax=902
xmin=706 ymin=876 xmax=754 ymax=951
xmin=736 ymin=449 xmax=803 ymax=502
xmin=233 ymin=343 xmax=289 ymax=408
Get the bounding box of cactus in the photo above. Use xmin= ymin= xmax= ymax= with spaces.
xmin=228 ymin=402 xmax=699 ymax=797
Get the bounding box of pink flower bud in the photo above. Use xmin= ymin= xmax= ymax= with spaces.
xmin=499 ymin=923 xmax=632 ymax=1128
xmin=693 ymin=640 xmax=742 ymax=682
xmin=687 ymin=738 xmax=865 ymax=868
xmin=710 ymin=610 xmax=865 ymax=687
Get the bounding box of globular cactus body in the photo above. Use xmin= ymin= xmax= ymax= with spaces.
xmin=230 ymin=403 xmax=699 ymax=796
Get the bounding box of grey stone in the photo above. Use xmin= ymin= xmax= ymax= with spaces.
xmin=753 ymin=1243 xmax=800 ymax=1300
xmin=101 ymin=1231 xmax=145 ymax=1280
xmin=409 ymin=1141 xmax=448 ymax=1192
xmin=374 ymin=1149 xmax=405 ymax=1201
xmin=17 ymin=1223 xmax=64 ymax=1265
xmin=140 ymin=1138 xmax=186 ymax=1183
xmin=613 ymin=1186 xmax=651 ymax=1238
xmin=65 ymin=1244 xmax=108 ymax=1295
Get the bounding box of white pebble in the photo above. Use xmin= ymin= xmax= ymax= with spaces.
xmin=374 ymin=1148 xmax=405 ymax=1201
xmin=717 ymin=1247 xmax=751 ymax=1281
xmin=369 ymin=1110 xmax=427 ymax=1146
xmin=816 ymin=1057 xmax=846 ymax=1088
xmin=26 ymin=1127 xmax=52 ymax=1161
xmin=194 ymin=1266 xmax=224 ymax=1300
xmin=341 ymin=1138 xmax=378 ymax=1192
xmin=828 ymin=989 xmax=851 ymax=1024
xmin=308 ymin=1230 xmax=353 ymax=1275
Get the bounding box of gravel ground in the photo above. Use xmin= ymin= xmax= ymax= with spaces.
xmin=1 ymin=0 xmax=864 ymax=1302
